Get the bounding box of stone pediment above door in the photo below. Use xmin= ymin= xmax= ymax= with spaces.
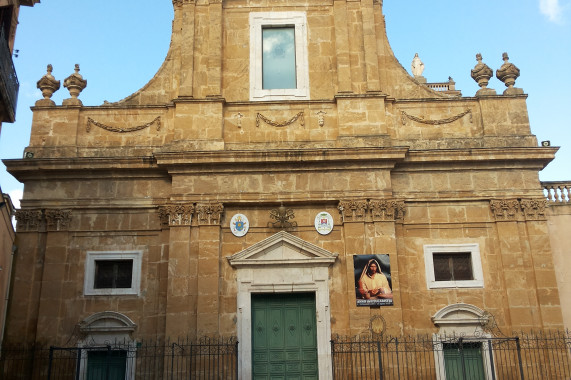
xmin=227 ymin=231 xmax=338 ymax=268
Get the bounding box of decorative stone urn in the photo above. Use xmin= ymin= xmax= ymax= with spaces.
xmin=63 ymin=64 xmax=87 ymax=106
xmin=471 ymin=53 xmax=496 ymax=96
xmin=496 ymin=52 xmax=524 ymax=95
xmin=35 ymin=64 xmax=60 ymax=106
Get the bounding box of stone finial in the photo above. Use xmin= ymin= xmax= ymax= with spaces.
xmin=411 ymin=53 xmax=426 ymax=83
xmin=63 ymin=64 xmax=87 ymax=106
xmin=35 ymin=64 xmax=60 ymax=106
xmin=471 ymin=53 xmax=496 ymax=96
xmin=496 ymin=52 xmax=523 ymax=95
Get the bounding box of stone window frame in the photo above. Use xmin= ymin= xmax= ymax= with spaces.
xmin=84 ymin=251 xmax=142 ymax=296
xmin=423 ymin=244 xmax=484 ymax=289
xmin=249 ymin=11 xmax=310 ymax=101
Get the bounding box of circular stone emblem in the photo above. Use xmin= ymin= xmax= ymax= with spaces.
xmin=230 ymin=214 xmax=249 ymax=237
xmin=314 ymin=211 xmax=334 ymax=235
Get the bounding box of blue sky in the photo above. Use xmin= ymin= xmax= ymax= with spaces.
xmin=1 ymin=0 xmax=570 ymax=207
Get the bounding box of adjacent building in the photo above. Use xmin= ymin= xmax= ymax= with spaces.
xmin=2 ymin=1 xmax=568 ymax=378
xmin=0 ymin=0 xmax=39 ymax=351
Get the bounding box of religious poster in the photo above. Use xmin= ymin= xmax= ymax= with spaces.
xmin=353 ymin=254 xmax=393 ymax=307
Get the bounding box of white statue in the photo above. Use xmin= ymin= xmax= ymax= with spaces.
xmin=411 ymin=53 xmax=425 ymax=77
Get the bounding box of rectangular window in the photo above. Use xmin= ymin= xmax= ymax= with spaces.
xmin=433 ymin=252 xmax=473 ymax=282
xmin=250 ymin=12 xmax=309 ymax=101
xmin=262 ymin=27 xmax=296 ymax=89
xmin=84 ymin=251 xmax=142 ymax=296
xmin=424 ymin=244 xmax=484 ymax=289
xmin=94 ymin=260 xmax=133 ymax=289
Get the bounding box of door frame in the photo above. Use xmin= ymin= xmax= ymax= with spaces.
xmin=228 ymin=232 xmax=337 ymax=380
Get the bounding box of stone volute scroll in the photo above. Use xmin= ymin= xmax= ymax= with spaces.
xmin=63 ymin=64 xmax=87 ymax=106
xmin=471 ymin=53 xmax=496 ymax=96
xmin=36 ymin=64 xmax=60 ymax=106
xmin=496 ymin=52 xmax=524 ymax=95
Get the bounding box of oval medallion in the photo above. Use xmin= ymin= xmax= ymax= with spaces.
xmin=314 ymin=211 xmax=334 ymax=235
xmin=230 ymin=213 xmax=249 ymax=237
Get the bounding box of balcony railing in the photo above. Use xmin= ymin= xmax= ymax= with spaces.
xmin=543 ymin=181 xmax=571 ymax=203
xmin=0 ymin=27 xmax=19 ymax=123
xmin=426 ymin=77 xmax=462 ymax=97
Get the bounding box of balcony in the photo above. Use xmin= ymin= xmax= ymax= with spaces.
xmin=0 ymin=27 xmax=19 ymax=123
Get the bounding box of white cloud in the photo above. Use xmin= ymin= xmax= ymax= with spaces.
xmin=540 ymin=0 xmax=563 ymax=22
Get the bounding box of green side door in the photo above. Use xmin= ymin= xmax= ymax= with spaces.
xmin=86 ymin=350 xmax=127 ymax=380
xmin=443 ymin=342 xmax=486 ymax=380
xmin=252 ymin=293 xmax=318 ymax=380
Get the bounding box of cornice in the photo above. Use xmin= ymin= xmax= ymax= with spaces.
xmin=399 ymin=147 xmax=557 ymax=168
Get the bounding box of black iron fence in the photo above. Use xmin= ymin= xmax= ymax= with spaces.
xmin=331 ymin=331 xmax=571 ymax=380
xmin=0 ymin=337 xmax=238 ymax=380
xmin=1 ymin=332 xmax=569 ymax=379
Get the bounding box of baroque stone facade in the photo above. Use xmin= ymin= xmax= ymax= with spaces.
xmin=2 ymin=1 xmax=564 ymax=378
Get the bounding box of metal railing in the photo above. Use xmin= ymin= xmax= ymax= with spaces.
xmin=331 ymin=331 xmax=571 ymax=380
xmin=0 ymin=26 xmax=19 ymax=123
xmin=0 ymin=336 xmax=238 ymax=380
xmin=543 ymin=181 xmax=571 ymax=203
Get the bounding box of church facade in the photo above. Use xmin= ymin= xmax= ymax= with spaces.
xmin=3 ymin=0 xmax=565 ymax=378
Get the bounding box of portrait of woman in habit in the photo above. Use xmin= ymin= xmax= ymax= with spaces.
xmin=357 ymin=258 xmax=393 ymax=300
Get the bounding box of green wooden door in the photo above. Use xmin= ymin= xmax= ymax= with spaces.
xmin=443 ymin=343 xmax=486 ymax=380
xmin=252 ymin=293 xmax=318 ymax=380
xmin=86 ymin=350 xmax=127 ymax=380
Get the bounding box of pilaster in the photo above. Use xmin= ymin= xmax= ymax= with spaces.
xmin=206 ymin=0 xmax=222 ymax=97
xmin=195 ymin=202 xmax=224 ymax=336
xmin=178 ymin=0 xmax=196 ymax=97
xmin=333 ymin=0 xmax=352 ymax=93
xmin=160 ymin=203 xmax=198 ymax=338
xmin=33 ymin=209 xmax=73 ymax=343
xmin=361 ymin=0 xmax=381 ymax=92
xmin=490 ymin=198 xmax=563 ymax=330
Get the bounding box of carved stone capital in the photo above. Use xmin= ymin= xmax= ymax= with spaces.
xmin=520 ymin=198 xmax=548 ymax=221
xmin=369 ymin=199 xmax=406 ymax=222
xmin=172 ymin=0 xmax=194 ymax=6
xmin=196 ymin=203 xmax=224 ymax=226
xmin=158 ymin=204 xmax=195 ymax=227
xmin=338 ymin=200 xmax=368 ymax=223
xmin=45 ymin=209 xmax=72 ymax=231
xmin=490 ymin=199 xmax=520 ymax=221
xmin=15 ymin=209 xmax=44 ymax=232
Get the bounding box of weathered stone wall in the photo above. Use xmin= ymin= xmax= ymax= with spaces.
xmin=547 ymin=203 xmax=571 ymax=330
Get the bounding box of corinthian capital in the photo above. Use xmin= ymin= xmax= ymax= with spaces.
xmin=196 ymin=203 xmax=224 ymax=226
xmin=520 ymin=198 xmax=548 ymax=221
xmin=490 ymin=199 xmax=520 ymax=221
xmin=158 ymin=203 xmax=195 ymax=227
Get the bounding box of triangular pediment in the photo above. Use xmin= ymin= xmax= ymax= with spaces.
xmin=227 ymin=231 xmax=338 ymax=267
